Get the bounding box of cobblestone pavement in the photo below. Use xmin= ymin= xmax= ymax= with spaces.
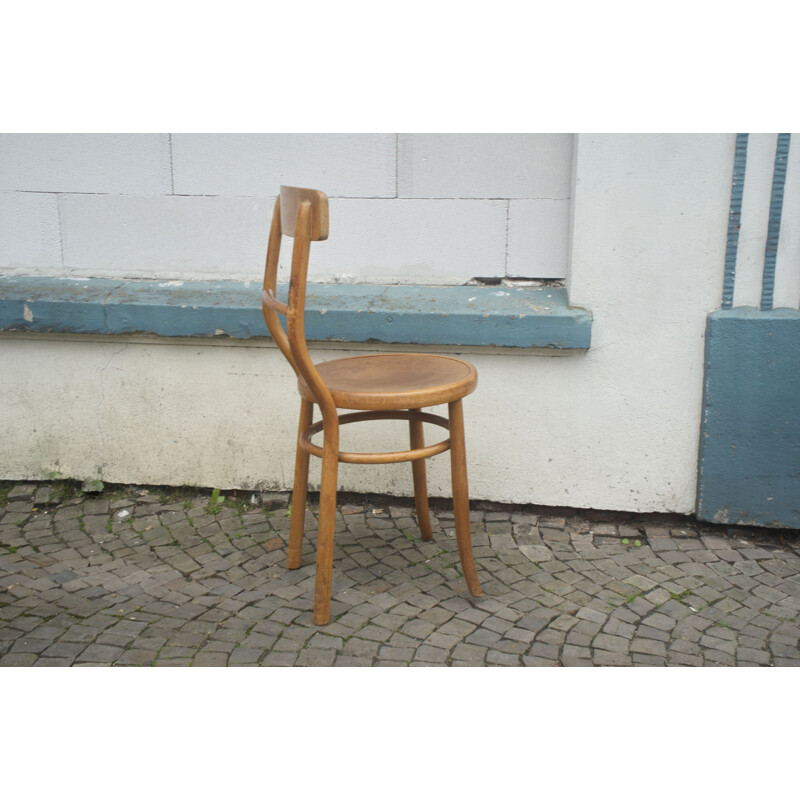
xmin=2 ymin=482 xmax=800 ymax=667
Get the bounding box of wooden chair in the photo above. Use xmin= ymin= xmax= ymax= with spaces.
xmin=261 ymin=186 xmax=483 ymax=625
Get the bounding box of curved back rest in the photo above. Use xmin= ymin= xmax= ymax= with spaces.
xmin=261 ymin=186 xmax=335 ymax=415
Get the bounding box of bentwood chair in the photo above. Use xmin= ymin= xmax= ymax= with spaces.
xmin=261 ymin=186 xmax=483 ymax=625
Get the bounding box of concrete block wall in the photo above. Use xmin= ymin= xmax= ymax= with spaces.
xmin=2 ymin=133 xmax=754 ymax=519
xmin=0 ymin=133 xmax=573 ymax=284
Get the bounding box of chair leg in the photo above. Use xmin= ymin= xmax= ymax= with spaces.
xmin=448 ymin=399 xmax=482 ymax=597
xmin=313 ymin=414 xmax=340 ymax=626
xmin=287 ymin=399 xmax=313 ymax=569
xmin=409 ymin=408 xmax=434 ymax=541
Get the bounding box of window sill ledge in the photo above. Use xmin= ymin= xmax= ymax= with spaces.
xmin=0 ymin=276 xmax=592 ymax=350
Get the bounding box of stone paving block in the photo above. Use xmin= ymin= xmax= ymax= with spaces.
xmin=0 ymin=652 xmax=38 ymax=665
xmin=228 ymin=647 xmax=265 ymax=664
xmin=482 ymin=616 xmax=515 ymax=635
xmin=542 ymin=529 xmax=570 ymax=544
xmin=627 ymin=597 xmax=656 ymax=617
xmin=465 ymin=627 xmax=502 ymax=647
xmin=489 ymin=650 xmax=523 ymax=666
xmin=772 ymin=656 xmax=800 ymax=666
xmin=631 ymin=653 xmax=667 ymax=666
xmin=594 ymin=650 xmax=633 ymax=666
xmin=10 ymin=637 xmax=53 ymax=654
xmin=575 ymin=607 xmax=607 ymax=625
xmin=630 ymin=638 xmax=667 ymax=657
xmin=539 ymin=517 xmax=566 ymax=530
xmin=77 ymin=644 xmax=125 ymax=662
xmin=649 ymin=537 xmax=680 ymax=552
xmin=296 ymin=649 xmax=337 ymax=667
xmin=519 ymin=545 xmax=552 ymax=563
xmin=59 ymin=625 xmax=101 ymax=644
xmin=451 ymin=643 xmax=487 ymax=663
xmin=261 ymin=650 xmax=298 ymax=666
xmin=644 ymin=612 xmax=679 ymax=631
xmin=333 ymin=655 xmax=372 ymax=666
xmin=700 ymin=635 xmax=736 ymax=656
xmin=379 ymin=645 xmax=414 ymax=662
xmin=116 ymin=649 xmax=158 ymax=666
xmin=593 ymin=633 xmax=629 ymax=654
xmin=637 ymin=625 xmax=670 ymax=643
xmin=624 ymin=574 xmax=658 ymax=592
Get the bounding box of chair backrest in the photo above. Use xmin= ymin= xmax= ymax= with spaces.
xmin=261 ymin=186 xmax=335 ymax=413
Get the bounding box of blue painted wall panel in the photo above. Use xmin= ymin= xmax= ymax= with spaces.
xmin=697 ymin=308 xmax=800 ymax=528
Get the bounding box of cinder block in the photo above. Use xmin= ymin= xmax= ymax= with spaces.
xmin=0 ymin=192 xmax=61 ymax=270
xmin=172 ymin=133 xmax=396 ymax=198
xmin=60 ymin=194 xmax=274 ymax=280
xmin=277 ymin=199 xmax=507 ymax=285
xmin=0 ymin=134 xmax=171 ymax=194
xmin=398 ymin=134 xmax=574 ymax=199
xmin=507 ymin=199 xmax=570 ymax=278
xmin=60 ymin=195 xmax=506 ymax=285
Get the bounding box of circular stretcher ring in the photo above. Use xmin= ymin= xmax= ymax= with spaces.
xmin=299 ymin=410 xmax=451 ymax=464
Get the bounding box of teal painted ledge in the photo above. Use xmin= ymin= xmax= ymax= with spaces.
xmin=0 ymin=276 xmax=591 ymax=349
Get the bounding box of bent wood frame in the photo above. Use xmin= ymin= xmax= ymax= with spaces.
xmin=301 ymin=410 xmax=451 ymax=464
xmin=261 ymin=186 xmax=481 ymax=625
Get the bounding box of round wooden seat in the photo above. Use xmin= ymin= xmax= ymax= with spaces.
xmin=297 ymin=352 xmax=478 ymax=410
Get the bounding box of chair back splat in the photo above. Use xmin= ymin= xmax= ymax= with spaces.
xmin=261 ymin=185 xmax=482 ymax=625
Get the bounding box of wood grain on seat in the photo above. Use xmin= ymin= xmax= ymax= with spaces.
xmin=297 ymin=352 xmax=478 ymax=410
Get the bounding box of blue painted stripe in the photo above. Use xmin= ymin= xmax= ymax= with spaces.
xmin=760 ymin=133 xmax=791 ymax=311
xmin=722 ymin=133 xmax=749 ymax=310
xmin=0 ymin=276 xmax=592 ymax=350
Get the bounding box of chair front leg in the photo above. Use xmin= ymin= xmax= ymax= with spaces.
xmin=313 ymin=412 xmax=340 ymax=625
xmin=287 ymin=399 xmax=314 ymax=569
xmin=409 ymin=408 xmax=434 ymax=541
xmin=448 ymin=399 xmax=482 ymax=597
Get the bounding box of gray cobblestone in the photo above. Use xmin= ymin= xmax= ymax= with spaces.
xmin=630 ymin=638 xmax=668 ymax=657
xmin=594 ymin=650 xmax=633 ymax=666
xmin=2 ymin=483 xmax=799 ymax=668
xmin=593 ymin=633 xmax=629 ymax=653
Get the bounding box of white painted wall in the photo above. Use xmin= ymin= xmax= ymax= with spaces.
xmin=565 ymin=134 xmax=733 ymax=511
xmin=0 ymin=133 xmax=573 ymax=283
xmin=0 ymin=134 xmax=741 ymax=514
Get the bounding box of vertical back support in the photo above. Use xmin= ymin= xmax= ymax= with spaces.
xmin=280 ymin=186 xmax=329 ymax=241
xmin=261 ymin=187 xmax=335 ymax=412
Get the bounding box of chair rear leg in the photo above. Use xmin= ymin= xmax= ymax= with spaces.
xmin=287 ymin=399 xmax=313 ymax=569
xmin=409 ymin=408 xmax=434 ymax=541
xmin=313 ymin=418 xmax=339 ymax=625
xmin=448 ymin=399 xmax=482 ymax=597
